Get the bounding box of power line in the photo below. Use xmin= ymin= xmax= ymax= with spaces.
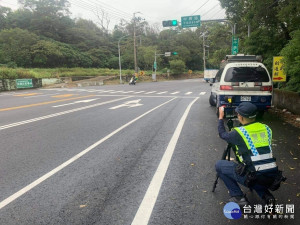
xmin=87 ymin=0 xmax=131 ymax=18
xmin=204 ymin=7 xmax=225 ymax=20
xmin=191 ymin=0 xmax=210 ymax=15
xmin=172 ymin=0 xmax=201 ymax=15
xmin=70 ymin=0 xmax=132 ymax=22
xmin=207 ymin=9 xmax=226 ymax=20
xmin=71 ymin=0 xmax=132 ymax=20
xmin=201 ymin=3 xmax=220 ymax=17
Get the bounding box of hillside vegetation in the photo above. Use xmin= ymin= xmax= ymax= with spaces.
xmin=0 ymin=0 xmax=299 ymax=91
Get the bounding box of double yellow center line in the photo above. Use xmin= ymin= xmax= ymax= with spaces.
xmin=0 ymin=95 xmax=96 ymax=112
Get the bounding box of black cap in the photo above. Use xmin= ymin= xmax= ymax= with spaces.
xmin=235 ymin=102 xmax=257 ymax=118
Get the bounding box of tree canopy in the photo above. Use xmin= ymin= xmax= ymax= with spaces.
xmin=0 ymin=0 xmax=299 ymax=91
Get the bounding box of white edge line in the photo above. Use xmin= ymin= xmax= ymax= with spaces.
xmin=131 ymin=97 xmax=199 ymax=225
xmin=0 ymin=97 xmax=177 ymax=210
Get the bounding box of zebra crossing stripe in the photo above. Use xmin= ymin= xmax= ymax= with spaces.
xmin=145 ymin=91 xmax=156 ymax=94
xmin=185 ymin=92 xmax=192 ymax=95
xmin=199 ymin=92 xmax=206 ymax=95
xmin=171 ymin=91 xmax=179 ymax=95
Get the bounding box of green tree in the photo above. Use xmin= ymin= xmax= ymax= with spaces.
xmin=280 ymin=30 xmax=300 ymax=92
xmin=18 ymin=0 xmax=73 ymax=41
xmin=0 ymin=28 xmax=39 ymax=67
xmin=6 ymin=9 xmax=33 ymax=30
xmin=0 ymin=6 xmax=11 ymax=30
xmin=137 ymin=46 xmax=156 ymax=70
xmin=170 ymin=59 xmax=185 ymax=75
xmin=31 ymin=39 xmax=92 ymax=67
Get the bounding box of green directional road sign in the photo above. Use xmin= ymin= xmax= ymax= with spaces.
xmin=181 ymin=15 xmax=201 ymax=28
xmin=231 ymin=37 xmax=239 ymax=55
xmin=16 ymin=79 xmax=33 ymax=89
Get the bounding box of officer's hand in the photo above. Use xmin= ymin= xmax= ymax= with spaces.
xmin=219 ymin=107 xmax=225 ymax=120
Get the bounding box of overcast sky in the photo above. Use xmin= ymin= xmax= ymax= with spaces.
xmin=1 ymin=0 xmax=226 ymax=30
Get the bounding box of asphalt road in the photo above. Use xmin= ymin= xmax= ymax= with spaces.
xmin=0 ymin=79 xmax=299 ymax=225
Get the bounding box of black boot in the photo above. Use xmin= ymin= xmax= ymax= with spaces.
xmin=262 ymin=190 xmax=275 ymax=205
xmin=228 ymin=195 xmax=249 ymax=207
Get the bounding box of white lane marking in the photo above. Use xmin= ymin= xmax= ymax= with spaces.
xmin=52 ymin=99 xmax=99 ymax=108
xmin=110 ymin=99 xmax=143 ymax=109
xmin=170 ymin=91 xmax=179 ymax=95
xmin=0 ymin=97 xmax=131 ymax=131
xmin=157 ymin=91 xmax=167 ymax=95
xmin=145 ymin=91 xmax=156 ymax=94
xmin=134 ymin=91 xmax=145 ymax=94
xmin=199 ymin=92 xmax=206 ymax=95
xmin=131 ymin=97 xmax=199 ymax=225
xmin=185 ymin=92 xmax=192 ymax=95
xmin=0 ymin=92 xmax=17 ymax=96
xmin=0 ymin=97 xmax=177 ymax=210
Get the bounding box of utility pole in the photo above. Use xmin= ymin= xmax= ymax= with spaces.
xmin=133 ymin=12 xmax=141 ymax=74
xmin=118 ymin=35 xmax=128 ymax=84
xmin=203 ymin=34 xmax=206 ymax=71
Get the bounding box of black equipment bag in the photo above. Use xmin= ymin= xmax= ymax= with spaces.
xmin=245 ymin=170 xmax=286 ymax=191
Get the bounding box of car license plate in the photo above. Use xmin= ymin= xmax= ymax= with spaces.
xmin=241 ymin=96 xmax=251 ymax=101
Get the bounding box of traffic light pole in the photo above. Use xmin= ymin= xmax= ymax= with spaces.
xmin=153 ymin=51 xmax=166 ymax=82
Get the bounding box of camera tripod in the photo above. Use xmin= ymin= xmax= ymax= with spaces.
xmin=212 ymin=118 xmax=237 ymax=192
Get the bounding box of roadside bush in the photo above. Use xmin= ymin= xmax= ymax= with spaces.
xmin=170 ymin=60 xmax=186 ymax=75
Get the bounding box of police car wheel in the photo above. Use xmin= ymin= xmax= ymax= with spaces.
xmin=209 ymin=94 xmax=216 ymax=106
xmin=215 ymin=97 xmax=219 ymax=117
xmin=256 ymin=111 xmax=264 ymax=119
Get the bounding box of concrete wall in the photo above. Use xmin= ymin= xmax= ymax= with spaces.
xmin=0 ymin=78 xmax=42 ymax=91
xmin=273 ymin=89 xmax=300 ymax=114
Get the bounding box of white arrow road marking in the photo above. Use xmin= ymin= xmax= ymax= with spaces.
xmin=52 ymin=99 xmax=99 ymax=108
xmin=109 ymin=99 xmax=143 ymax=109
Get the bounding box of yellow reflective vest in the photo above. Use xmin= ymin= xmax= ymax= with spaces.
xmin=234 ymin=122 xmax=277 ymax=172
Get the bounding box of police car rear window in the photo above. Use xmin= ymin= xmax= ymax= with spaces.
xmin=224 ymin=67 xmax=269 ymax=82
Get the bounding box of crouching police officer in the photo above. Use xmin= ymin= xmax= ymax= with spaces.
xmin=215 ymin=102 xmax=285 ymax=206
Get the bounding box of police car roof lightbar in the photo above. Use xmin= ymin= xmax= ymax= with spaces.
xmin=225 ymin=55 xmax=262 ymax=62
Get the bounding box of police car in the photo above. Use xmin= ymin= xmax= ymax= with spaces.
xmin=209 ymin=55 xmax=273 ymax=118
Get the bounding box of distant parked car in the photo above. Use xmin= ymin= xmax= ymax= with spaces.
xmin=204 ymin=69 xmax=218 ymax=83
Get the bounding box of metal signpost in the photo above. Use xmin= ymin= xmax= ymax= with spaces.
xmin=181 ymin=15 xmax=201 ymax=28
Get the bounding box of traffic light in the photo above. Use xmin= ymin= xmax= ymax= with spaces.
xmin=172 ymin=52 xmax=178 ymax=55
xmin=162 ymin=20 xmax=178 ymax=27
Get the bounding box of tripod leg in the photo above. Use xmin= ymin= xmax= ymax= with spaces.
xmin=212 ymin=144 xmax=231 ymax=192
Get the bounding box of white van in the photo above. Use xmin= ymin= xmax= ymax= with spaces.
xmin=204 ymin=69 xmax=219 ymax=82
xmin=209 ymin=55 xmax=273 ymax=117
